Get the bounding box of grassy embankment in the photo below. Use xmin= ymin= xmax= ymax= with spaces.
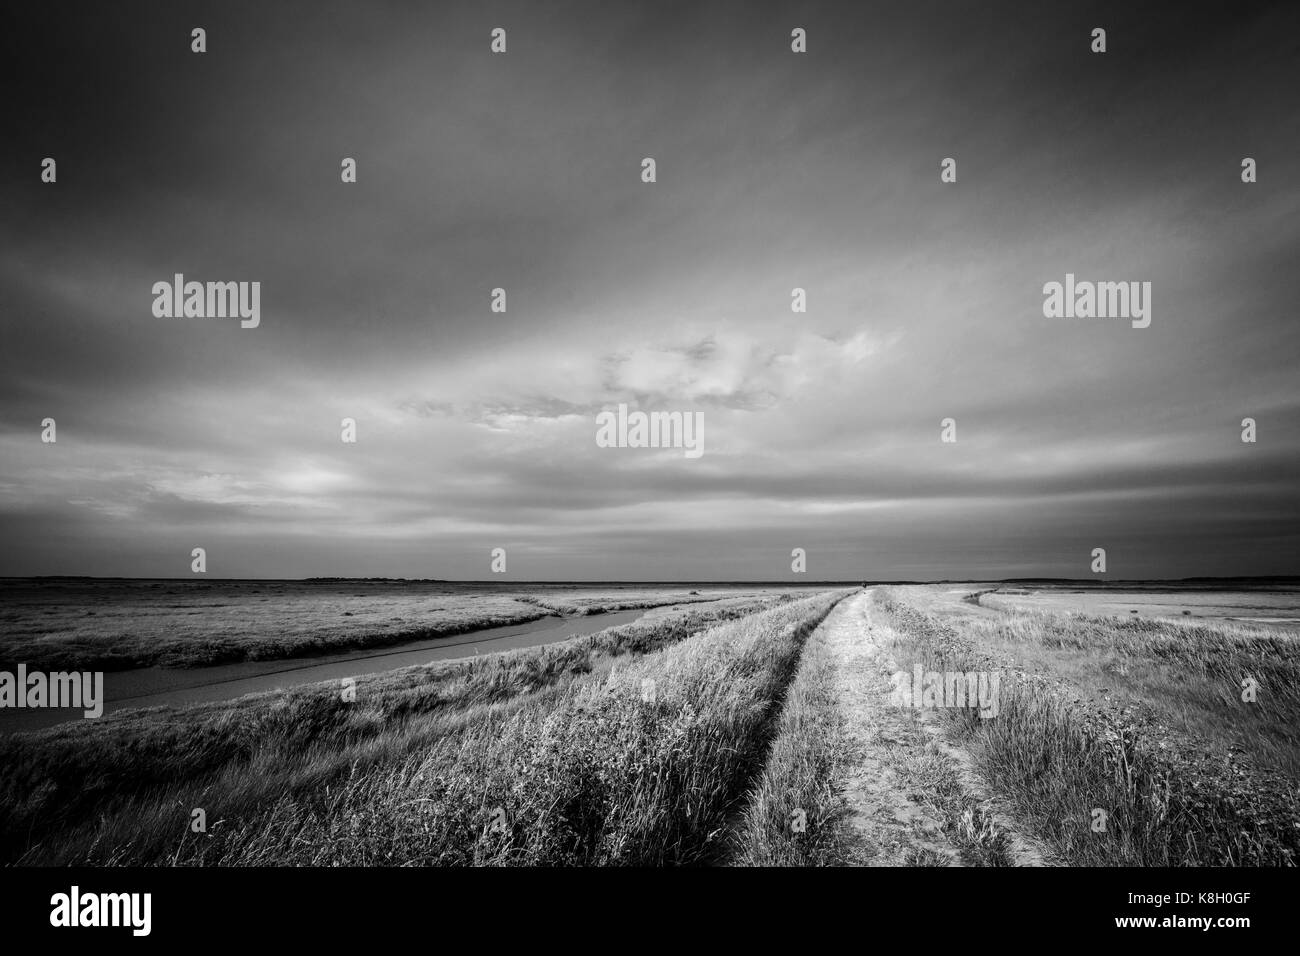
xmin=169 ymin=590 xmax=847 ymax=865
xmin=4 ymin=591 xmax=847 ymax=865
xmin=875 ymin=589 xmax=1300 ymax=866
xmin=730 ymin=612 xmax=850 ymax=865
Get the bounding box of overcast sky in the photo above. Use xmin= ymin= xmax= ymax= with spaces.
xmin=1 ymin=0 xmax=1297 ymax=580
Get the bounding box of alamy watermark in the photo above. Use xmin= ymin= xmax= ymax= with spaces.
xmin=889 ymin=665 xmax=1001 ymax=718
xmin=152 ymin=273 xmax=260 ymax=328
xmin=1042 ymin=273 xmax=1150 ymax=329
xmin=50 ymin=886 xmax=150 ymax=936
xmin=595 ymin=403 xmax=704 ymax=459
xmin=0 ymin=665 xmax=104 ymax=718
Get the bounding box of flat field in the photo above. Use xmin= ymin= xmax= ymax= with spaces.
xmin=4 ymin=579 xmax=1298 ymax=868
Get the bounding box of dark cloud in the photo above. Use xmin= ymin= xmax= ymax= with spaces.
xmin=0 ymin=0 xmax=1296 ymax=578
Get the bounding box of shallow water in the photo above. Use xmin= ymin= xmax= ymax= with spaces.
xmin=0 ymin=606 xmax=651 ymax=734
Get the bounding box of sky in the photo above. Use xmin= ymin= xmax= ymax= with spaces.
xmin=0 ymin=0 xmax=1297 ymax=580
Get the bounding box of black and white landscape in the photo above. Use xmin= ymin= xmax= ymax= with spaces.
xmin=1 ymin=0 xmax=1298 ymax=911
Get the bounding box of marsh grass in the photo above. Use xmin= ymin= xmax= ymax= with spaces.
xmin=162 ymin=591 xmax=847 ymax=866
xmin=876 ymin=590 xmax=1300 ymax=866
xmin=730 ymin=620 xmax=850 ymax=866
xmin=2 ymin=594 xmax=787 ymax=864
xmin=961 ymin=609 xmax=1300 ymax=777
xmin=0 ymin=582 xmax=737 ymax=671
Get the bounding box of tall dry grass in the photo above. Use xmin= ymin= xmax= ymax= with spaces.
xmin=166 ymin=591 xmax=847 ymax=865
xmin=731 ymin=619 xmax=849 ymax=866
xmin=2 ymin=595 xmax=787 ymax=865
xmin=876 ymin=590 xmax=1300 ymax=866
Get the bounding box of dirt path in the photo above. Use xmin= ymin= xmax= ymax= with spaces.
xmin=825 ymin=590 xmax=1050 ymax=866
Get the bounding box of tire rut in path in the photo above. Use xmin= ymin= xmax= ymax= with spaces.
xmin=826 ymin=590 xmax=1049 ymax=866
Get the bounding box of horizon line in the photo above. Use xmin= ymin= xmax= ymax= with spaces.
xmin=4 ymin=575 xmax=1298 ymax=585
